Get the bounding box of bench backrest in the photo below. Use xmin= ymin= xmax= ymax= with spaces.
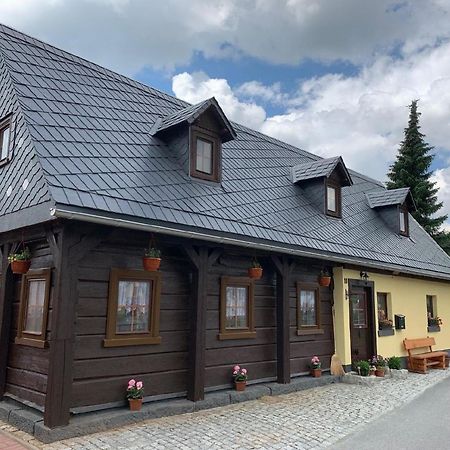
xmin=403 ymin=337 xmax=435 ymax=352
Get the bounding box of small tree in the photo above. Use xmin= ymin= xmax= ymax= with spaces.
xmin=387 ymin=100 xmax=449 ymax=251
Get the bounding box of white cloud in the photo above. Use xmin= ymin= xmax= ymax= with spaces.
xmin=2 ymin=0 xmax=450 ymax=74
xmin=172 ymin=72 xmax=266 ymax=129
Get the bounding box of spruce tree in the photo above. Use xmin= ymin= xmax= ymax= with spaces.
xmin=387 ymin=100 xmax=449 ymax=251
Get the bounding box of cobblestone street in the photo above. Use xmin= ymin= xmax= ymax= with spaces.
xmin=2 ymin=369 xmax=450 ymax=450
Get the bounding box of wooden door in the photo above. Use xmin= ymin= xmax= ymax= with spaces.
xmin=349 ymin=289 xmax=373 ymax=362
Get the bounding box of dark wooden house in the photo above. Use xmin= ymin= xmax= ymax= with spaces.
xmin=1 ymin=24 xmax=450 ymax=430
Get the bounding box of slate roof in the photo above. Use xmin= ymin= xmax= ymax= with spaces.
xmin=291 ymin=156 xmax=352 ymax=186
xmin=366 ymin=187 xmax=416 ymax=210
xmin=0 ymin=23 xmax=449 ymax=280
xmin=152 ymin=97 xmax=236 ymax=142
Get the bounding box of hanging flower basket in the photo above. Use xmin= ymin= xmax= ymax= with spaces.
xmin=248 ymin=258 xmax=262 ymax=279
xmin=318 ymin=268 xmax=331 ymax=287
xmin=8 ymin=247 xmax=31 ymax=274
xmin=143 ymin=246 xmax=161 ymax=272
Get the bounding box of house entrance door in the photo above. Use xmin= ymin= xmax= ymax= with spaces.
xmin=349 ymin=288 xmax=374 ymax=362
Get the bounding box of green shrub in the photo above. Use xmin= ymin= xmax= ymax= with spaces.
xmin=354 ymin=360 xmax=370 ymax=376
xmin=388 ymin=356 xmax=402 ymax=370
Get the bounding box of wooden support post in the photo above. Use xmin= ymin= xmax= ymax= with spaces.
xmin=0 ymin=243 xmax=13 ymax=397
xmin=44 ymin=227 xmax=105 ymax=428
xmin=184 ymin=245 xmax=221 ymax=402
xmin=272 ymin=255 xmax=293 ymax=384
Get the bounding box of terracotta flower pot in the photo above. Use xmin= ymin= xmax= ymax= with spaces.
xmin=128 ymin=398 xmax=143 ymax=411
xmin=248 ymin=267 xmax=263 ymax=279
xmin=235 ymin=381 xmax=247 ymax=391
xmin=11 ymin=260 xmax=31 ymax=274
xmin=375 ymin=368 xmax=385 ymax=377
xmin=369 ymin=369 xmax=376 ymax=376
xmin=311 ymin=368 xmax=322 ymax=378
xmin=318 ymin=276 xmax=331 ymax=287
xmin=143 ymin=257 xmax=161 ymax=272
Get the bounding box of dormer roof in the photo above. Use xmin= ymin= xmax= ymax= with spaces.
xmin=290 ymin=156 xmax=353 ymax=186
xmin=366 ymin=187 xmax=417 ymax=211
xmin=151 ymin=97 xmax=236 ymax=143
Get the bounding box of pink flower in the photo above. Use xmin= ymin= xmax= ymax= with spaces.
xmin=241 ymin=369 xmax=247 ymax=375
xmin=136 ymin=381 xmax=143 ymax=389
xmin=128 ymin=379 xmax=136 ymax=387
xmin=233 ymin=365 xmax=240 ymax=372
xmin=233 ymin=371 xmax=238 ymax=375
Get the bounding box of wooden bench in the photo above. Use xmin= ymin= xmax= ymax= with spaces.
xmin=403 ymin=337 xmax=447 ymax=374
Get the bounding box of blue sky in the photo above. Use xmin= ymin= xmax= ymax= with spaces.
xmin=2 ymin=0 xmax=450 ymax=226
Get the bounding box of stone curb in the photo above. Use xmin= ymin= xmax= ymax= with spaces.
xmin=1 ymin=375 xmax=340 ymax=443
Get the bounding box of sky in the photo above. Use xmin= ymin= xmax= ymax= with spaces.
xmin=2 ymin=0 xmax=450 ymax=227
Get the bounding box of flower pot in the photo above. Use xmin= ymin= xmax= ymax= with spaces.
xmin=128 ymin=398 xmax=143 ymax=411
xmin=369 ymin=369 xmax=376 ymax=376
xmin=143 ymin=257 xmax=161 ymax=272
xmin=235 ymin=381 xmax=247 ymax=391
xmin=375 ymin=368 xmax=385 ymax=377
xmin=318 ymin=276 xmax=331 ymax=287
xmin=11 ymin=260 xmax=31 ymax=274
xmin=311 ymin=368 xmax=322 ymax=378
xmin=248 ymin=267 xmax=263 ymax=279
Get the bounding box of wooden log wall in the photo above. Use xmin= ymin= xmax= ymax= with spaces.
xmin=5 ymin=237 xmax=53 ymax=407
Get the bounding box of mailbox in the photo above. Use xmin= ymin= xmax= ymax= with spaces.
xmin=395 ymin=314 xmax=406 ymax=330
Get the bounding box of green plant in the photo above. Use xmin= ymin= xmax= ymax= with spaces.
xmin=378 ymin=318 xmax=393 ymax=329
xmin=310 ymin=356 xmax=321 ymax=369
xmin=320 ymin=268 xmax=330 ymax=277
xmin=428 ymin=316 xmax=443 ymax=326
xmin=354 ymin=360 xmax=370 ymax=376
xmin=144 ymin=247 xmax=161 ymax=258
xmin=388 ymin=356 xmax=402 ymax=370
xmin=251 ymin=258 xmax=261 ymax=268
xmin=8 ymin=247 xmax=31 ymax=262
xmin=371 ymin=355 xmax=386 ymax=368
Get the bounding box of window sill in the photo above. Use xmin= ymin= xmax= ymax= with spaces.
xmin=427 ymin=325 xmax=441 ymax=333
xmin=296 ymin=328 xmax=324 ymax=336
xmin=378 ymin=328 xmax=395 ymax=337
xmin=103 ymin=336 xmax=162 ymax=347
xmin=15 ymin=336 xmax=47 ymax=348
xmin=218 ymin=331 xmax=257 ymax=340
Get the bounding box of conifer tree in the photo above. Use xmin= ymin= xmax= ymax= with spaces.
xmin=387 ymin=100 xmax=450 ymax=252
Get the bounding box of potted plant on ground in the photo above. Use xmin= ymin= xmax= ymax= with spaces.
xmin=369 ymin=365 xmax=376 ymax=376
xmin=8 ymin=247 xmax=31 ymax=274
xmin=232 ymin=365 xmax=248 ymax=391
xmin=143 ymin=246 xmax=161 ymax=271
xmin=310 ymin=356 xmax=322 ymax=377
xmin=126 ymin=378 xmax=144 ymax=411
xmin=354 ymin=360 xmax=370 ymax=376
xmin=318 ymin=268 xmax=331 ymax=287
xmin=248 ymin=258 xmax=263 ymax=279
xmin=371 ymin=355 xmax=386 ymax=377
xmin=387 ymin=356 xmax=401 ymax=371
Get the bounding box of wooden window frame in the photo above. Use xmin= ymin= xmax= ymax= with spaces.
xmin=190 ymin=126 xmax=221 ymax=182
xmin=219 ymin=276 xmax=256 ymax=340
xmin=399 ymin=206 xmax=409 ymax=237
xmin=15 ymin=268 xmax=51 ymax=349
xmin=0 ymin=114 xmax=12 ymax=167
xmin=325 ymin=180 xmax=342 ymax=218
xmin=296 ymin=282 xmax=323 ymax=336
xmin=104 ymin=268 xmax=162 ymax=347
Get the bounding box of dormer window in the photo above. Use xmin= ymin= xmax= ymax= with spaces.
xmin=399 ymin=207 xmax=409 ymax=236
xmin=190 ymin=128 xmax=220 ymax=182
xmin=326 ymin=182 xmax=341 ymax=217
xmin=0 ymin=115 xmax=11 ymax=166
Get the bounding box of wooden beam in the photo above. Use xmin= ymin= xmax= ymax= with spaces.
xmin=44 ymin=227 xmax=105 ymax=428
xmin=273 ymin=255 xmax=291 ymax=384
xmin=0 ymin=243 xmax=13 ymax=397
xmin=185 ymin=246 xmax=215 ymax=402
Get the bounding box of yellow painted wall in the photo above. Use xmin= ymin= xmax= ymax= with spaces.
xmin=333 ymin=267 xmax=450 ymax=365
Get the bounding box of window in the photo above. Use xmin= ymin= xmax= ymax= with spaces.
xmin=399 ymin=207 xmax=409 ymax=236
xmin=326 ymin=182 xmax=341 ymax=217
xmin=16 ymin=269 xmax=51 ymax=348
xmin=0 ymin=115 xmax=11 ymax=165
xmin=297 ymin=282 xmax=323 ymax=335
xmin=426 ymin=295 xmax=434 ymax=319
xmin=219 ymin=277 xmax=255 ymax=340
xmin=377 ymin=293 xmax=392 ymax=329
xmin=190 ymin=127 xmax=220 ymax=182
xmin=104 ymin=269 xmax=161 ymax=347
